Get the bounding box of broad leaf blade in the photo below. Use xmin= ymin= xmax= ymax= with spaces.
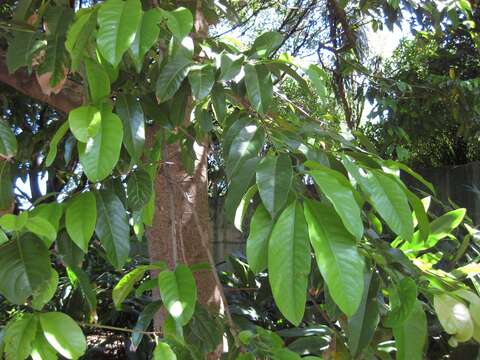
xmin=65 ymin=192 xmax=97 ymax=252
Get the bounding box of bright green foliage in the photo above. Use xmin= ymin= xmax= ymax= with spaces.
xmin=65 ymin=192 xmax=97 ymax=252
xmin=244 ymin=63 xmax=273 ymax=113
xmin=393 ymin=301 xmax=427 ymax=360
xmin=268 ymin=201 xmax=311 ymax=325
xmin=246 ymin=204 xmax=272 ymax=273
xmin=153 ymin=342 xmax=177 ymax=360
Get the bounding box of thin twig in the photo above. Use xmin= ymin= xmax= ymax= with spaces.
xmin=78 ymin=322 xmax=161 ymax=336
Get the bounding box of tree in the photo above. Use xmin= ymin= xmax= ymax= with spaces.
xmin=0 ymin=0 xmax=478 ymax=359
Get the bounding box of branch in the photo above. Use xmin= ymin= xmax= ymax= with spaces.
xmin=0 ymin=52 xmax=83 ymax=113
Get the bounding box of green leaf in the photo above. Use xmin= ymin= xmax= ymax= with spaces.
xmin=4 ymin=314 xmax=38 ymax=360
xmin=95 ymin=189 xmax=130 ymax=268
xmin=37 ymin=33 xmax=68 ymax=87
xmin=0 ymin=212 xmax=28 ymax=231
xmin=343 ymin=157 xmax=413 ymax=241
xmin=131 ymin=300 xmax=163 ymax=350
xmin=68 ymin=105 xmax=102 ymax=143
xmin=304 ymin=200 xmax=365 ymax=317
xmin=126 ymin=169 xmax=153 ymax=210
xmin=304 ymin=64 xmax=327 ymax=97
xmin=30 ymin=203 xmax=63 ymax=233
xmin=256 ymin=153 xmax=293 ymax=218
xmin=0 ymin=161 xmax=14 ymax=210
xmin=69 ymin=266 xmax=97 ymax=313
xmin=84 ymin=58 xmax=111 ymax=103
xmin=158 ymin=264 xmax=197 ymax=325
xmin=163 ymin=7 xmax=193 ymax=39
xmin=0 ymin=233 xmax=52 ymax=304
xmin=78 ymin=110 xmax=123 ymax=182
xmin=249 ymin=31 xmax=283 ymax=58
xmin=188 ymin=64 xmax=215 ymax=101
xmin=219 ymin=53 xmax=244 ymax=81
xmin=153 ymin=342 xmax=177 ymax=360
xmin=130 ymin=9 xmax=162 ymax=72
xmin=65 ymin=192 xmax=97 ymax=252
xmin=384 ymin=278 xmax=417 ymax=327
xmin=211 ymin=83 xmax=226 ymax=123
xmin=39 ymin=312 xmax=87 ymax=359
xmin=25 ymin=216 xmax=57 ymax=246
xmin=31 ymin=269 xmax=59 ymax=310
xmin=246 ymin=204 xmax=273 ymax=274
xmin=244 ymin=63 xmax=273 ymax=113
xmin=308 ymin=165 xmax=363 ymax=240
xmin=45 ymin=121 xmax=69 ymax=166
xmin=31 ymin=331 xmax=57 ymax=360
xmin=0 ymin=120 xmax=17 ymax=158
xmin=56 ymin=230 xmax=85 ymax=268
xmin=66 ymin=8 xmax=97 ymax=71
xmin=226 ymin=123 xmax=264 ymax=178
xmin=96 ymin=0 xmax=142 ymax=66
xmin=0 ymin=229 xmax=8 ymax=245
xmin=234 ymin=185 xmax=258 ymax=232
xmin=225 ymin=156 xmax=259 ymax=222
xmin=348 ymin=272 xmax=380 ymax=357
xmin=112 ymin=265 xmax=150 ymax=309
xmin=115 ymin=94 xmax=146 ymax=162
xmin=6 ymin=31 xmax=43 ymax=73
xmin=382 ymin=160 xmax=435 ymax=194
xmin=393 ymin=300 xmax=427 ymax=360
xmin=269 ymin=201 xmax=311 ymax=325
xmin=155 ymin=55 xmax=192 ymax=103
xmin=271 ymin=348 xmax=302 ymax=360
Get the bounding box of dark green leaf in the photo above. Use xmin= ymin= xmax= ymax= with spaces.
xmin=0 ymin=161 xmax=14 ymax=210
xmin=226 ymin=123 xmax=264 ymax=178
xmin=66 ymin=8 xmax=96 ymax=71
xmin=126 ymin=169 xmax=153 ymax=211
xmin=244 ymin=63 xmax=273 ymax=113
xmin=131 ymin=300 xmax=163 ymax=350
xmin=45 ymin=121 xmax=69 ymax=166
xmin=56 ymin=230 xmax=85 ymax=268
xmin=249 ymin=31 xmax=283 ymax=58
xmin=188 ymin=64 xmax=215 ymax=101
xmin=163 ymin=7 xmax=193 ymax=39
xmin=4 ymin=314 xmax=38 ymax=360
xmin=219 ymin=53 xmax=244 ymax=81
xmin=393 ymin=301 xmax=427 ymax=360
xmin=0 ymin=120 xmax=17 ymax=158
xmin=115 ymin=94 xmax=146 ymax=162
xmin=155 ymin=55 xmax=192 ymax=103
xmin=6 ymin=31 xmax=43 ymax=73
xmin=246 ymin=203 xmax=272 ymax=274
xmin=112 ymin=265 xmax=150 ymax=309
xmin=384 ymin=278 xmax=417 ymax=327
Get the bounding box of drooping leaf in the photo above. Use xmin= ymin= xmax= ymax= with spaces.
xmin=308 ymin=165 xmax=363 ymax=240
xmin=249 ymin=31 xmax=283 ymax=58
xmin=131 ymin=300 xmax=163 ymax=350
xmin=68 ymin=105 xmax=102 ymax=143
xmin=31 ymin=269 xmax=59 ymax=310
xmin=65 ymin=192 xmax=97 ymax=252
xmin=30 ymin=203 xmax=63 ymax=233
xmin=211 ymin=83 xmax=226 ymax=123
xmin=45 ymin=121 xmax=69 ymax=166
xmin=153 ymin=342 xmax=177 ymax=360
xmin=130 ymin=9 xmax=162 ymax=72
xmin=188 ymin=64 xmax=215 ymax=101
xmin=393 ymin=300 xmax=427 ymax=360
xmin=158 ymin=264 xmax=197 ymax=325
xmin=155 ymin=55 xmax=192 ymax=103
xmin=0 ymin=120 xmax=18 ymax=159
xmin=126 ymin=169 xmax=153 ymax=211
xmin=112 ymin=265 xmax=150 ymax=309
xmin=37 ymin=33 xmax=68 ymax=87
xmin=95 ymin=189 xmax=130 ymax=268
xmin=348 ymin=272 xmax=380 ymax=357
xmin=69 ymin=266 xmax=97 ymax=313
xmin=6 ymin=31 xmax=44 ymax=73
xmin=244 ymin=63 xmax=273 ymax=113
xmin=163 ymin=7 xmax=193 ymax=39
xmin=256 ymin=153 xmax=293 ymax=218
xmin=384 ymin=277 xmax=417 ymax=327
xmin=56 ymin=230 xmax=85 ymax=268
xmin=219 ymin=53 xmax=244 ymax=81
xmin=25 ymin=216 xmax=57 ymax=247
xmin=84 ymin=58 xmax=111 ymax=103
xmin=115 ymin=94 xmax=146 ymax=162
xmin=0 ymin=233 xmax=52 ymax=304
xmin=31 ymin=331 xmax=57 ymax=360
xmin=246 ymin=203 xmax=273 ymax=274
xmin=226 ymin=123 xmax=264 ymax=178
xmin=3 ymin=314 xmax=38 ymax=360
xmin=78 ymin=110 xmax=123 ymax=182
xmin=39 ymin=312 xmax=87 ymax=359
xmin=269 ymin=201 xmax=311 ymax=325
xmin=66 ymin=8 xmax=97 ymax=71
xmin=304 ymin=200 xmax=365 ymax=317
xmin=96 ymin=0 xmax=142 ymax=66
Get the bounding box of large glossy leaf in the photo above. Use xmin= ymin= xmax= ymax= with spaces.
xmin=219 ymin=53 xmax=244 ymax=81
xmin=304 ymin=200 xmax=365 ymax=316
xmin=224 ymin=156 xmax=259 ymax=222
xmin=39 ymin=312 xmax=87 ymax=359
xmin=31 ymin=269 xmax=59 ymax=310
xmin=384 ymin=278 xmax=417 ymax=327
xmin=393 ymin=300 xmax=427 ymax=360
xmin=226 ymin=123 xmax=264 ymax=178
xmin=163 ymin=7 xmax=193 ymax=39
xmin=0 ymin=120 xmax=17 ymax=158
xmin=244 ymin=63 xmax=273 ymax=113
xmin=84 ymin=58 xmax=110 ymax=103
xmin=0 ymin=233 xmax=52 ymax=304
xmin=66 ymin=8 xmax=96 ymax=71
xmin=65 ymin=192 xmax=97 ymax=252
xmin=25 ymin=216 xmax=57 ymax=247
xmin=246 ymin=204 xmax=273 ymax=274
xmin=343 ymin=157 xmax=413 ymax=241
xmin=68 ymin=105 xmax=102 ymax=143
xmin=158 ymin=265 xmax=197 ymax=325
xmin=130 ymin=9 xmax=162 ymax=72
xmin=188 ymin=64 xmax=215 ymax=101
xmin=30 ymin=203 xmax=63 ymax=233
xmin=348 ymin=272 xmax=380 ymax=357
xmin=96 ymin=0 xmax=142 ymax=66
xmin=78 ymin=110 xmax=123 ymax=182
xmin=115 ymin=95 xmax=145 ymax=162
xmin=256 ymin=153 xmax=293 ymax=218
xmin=31 ymin=331 xmax=57 ymax=360
xmin=308 ymin=165 xmax=363 ymax=240
xmin=269 ymin=201 xmax=311 ymax=325
xmin=3 ymin=314 xmax=38 ymax=360
xmin=126 ymin=169 xmax=153 ymax=210
xmin=95 ymin=189 xmax=130 ymax=268
xmin=155 ymin=55 xmax=192 ymax=103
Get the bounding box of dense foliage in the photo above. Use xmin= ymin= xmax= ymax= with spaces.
xmin=0 ymin=0 xmax=478 ymax=359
